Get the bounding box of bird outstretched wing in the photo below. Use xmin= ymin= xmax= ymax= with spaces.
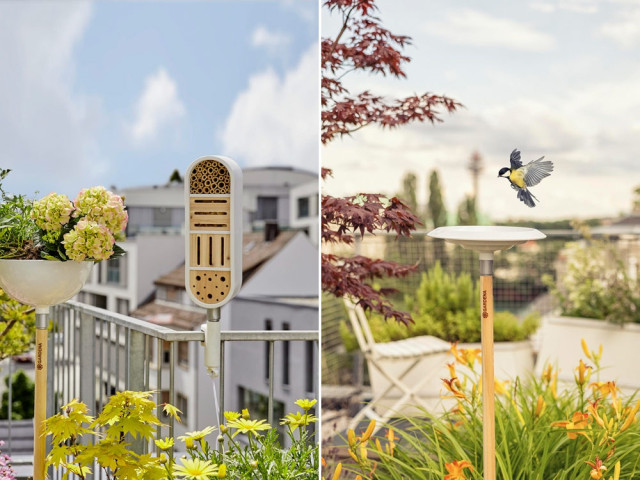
xmin=522 ymin=157 xmax=554 ymax=187
xmin=510 ymin=149 xmax=523 ymax=169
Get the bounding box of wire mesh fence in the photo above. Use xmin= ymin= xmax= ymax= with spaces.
xmin=321 ymin=228 xmax=640 ymax=386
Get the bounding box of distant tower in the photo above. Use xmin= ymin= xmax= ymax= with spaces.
xmin=468 ymin=150 xmax=483 ymax=203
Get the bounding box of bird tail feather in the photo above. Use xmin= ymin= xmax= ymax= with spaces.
xmin=517 ymin=188 xmax=538 ymax=208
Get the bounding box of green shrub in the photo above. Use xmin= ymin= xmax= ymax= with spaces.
xmin=543 ymin=234 xmax=640 ymax=325
xmin=0 ymin=370 xmax=35 ymax=420
xmin=340 ymin=262 xmax=538 ymax=348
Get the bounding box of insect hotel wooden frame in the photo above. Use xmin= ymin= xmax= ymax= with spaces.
xmin=185 ymin=155 xmax=243 ymax=376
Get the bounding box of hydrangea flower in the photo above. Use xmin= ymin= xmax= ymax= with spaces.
xmin=31 ymin=193 xmax=74 ymax=231
xmin=63 ymin=219 xmax=115 ymax=261
xmin=73 ymin=186 xmax=128 ymax=235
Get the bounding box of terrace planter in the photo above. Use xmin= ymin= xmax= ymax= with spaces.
xmin=537 ymin=314 xmax=640 ymax=392
xmin=368 ymin=339 xmax=535 ymax=414
xmin=0 ymin=259 xmax=92 ymax=309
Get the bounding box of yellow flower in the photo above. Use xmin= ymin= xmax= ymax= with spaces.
xmin=281 ymin=412 xmax=318 ymax=431
xmin=347 ymin=428 xmax=356 ymax=447
xmin=609 ymin=461 xmax=621 ymax=480
xmin=535 ymin=395 xmax=546 ymax=418
xmin=218 ymin=463 xmax=227 ymax=478
xmin=581 ymin=338 xmax=592 ymax=360
xmin=242 ymin=408 xmax=250 ymax=420
xmin=295 ymin=399 xmax=317 ymax=411
xmin=619 ymin=398 xmax=640 ymax=433
xmin=360 ymin=419 xmax=375 ymax=443
xmin=331 ymin=462 xmax=342 ymax=480
xmin=227 ymin=418 xmax=271 ymax=437
xmin=224 ymin=411 xmax=241 ymax=422
xmin=495 ymin=379 xmax=510 ymax=396
xmin=178 ymin=425 xmax=216 ymax=442
xmin=154 ymin=437 xmax=174 ymax=450
xmin=172 ymin=458 xmax=219 ymax=479
xmin=385 ymin=428 xmax=398 ymax=456
xmin=444 ymin=459 xmax=474 ymax=480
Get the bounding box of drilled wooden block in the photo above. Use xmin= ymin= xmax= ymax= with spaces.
xmin=189 ymin=234 xmax=230 ymax=268
xmin=190 ymin=160 xmax=231 ymax=194
xmin=189 ymin=270 xmax=231 ymax=304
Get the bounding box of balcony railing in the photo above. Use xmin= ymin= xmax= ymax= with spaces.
xmin=1 ymin=301 xmax=318 ymax=477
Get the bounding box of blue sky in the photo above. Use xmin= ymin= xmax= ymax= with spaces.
xmin=0 ymin=0 xmax=318 ymax=199
xmin=322 ymin=0 xmax=640 ymax=221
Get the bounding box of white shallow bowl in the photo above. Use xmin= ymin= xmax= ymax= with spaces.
xmin=428 ymin=226 xmax=545 ymax=253
xmin=0 ymin=259 xmax=93 ymax=309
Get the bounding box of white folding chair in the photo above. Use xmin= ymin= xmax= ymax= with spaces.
xmin=344 ymin=297 xmax=451 ymax=431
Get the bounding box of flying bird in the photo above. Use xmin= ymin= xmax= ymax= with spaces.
xmin=498 ymin=149 xmax=553 ymax=207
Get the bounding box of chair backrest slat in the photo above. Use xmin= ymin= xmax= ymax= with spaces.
xmin=344 ymin=297 xmax=376 ymax=352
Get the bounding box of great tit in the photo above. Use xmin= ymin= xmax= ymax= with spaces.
xmin=498 ymin=149 xmax=553 ymax=207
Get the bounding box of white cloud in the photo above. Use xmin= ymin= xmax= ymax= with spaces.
xmin=220 ymin=42 xmax=319 ymax=172
xmin=424 ymin=9 xmax=556 ymax=51
xmin=530 ymin=1 xmax=599 ymax=14
xmin=600 ymin=7 xmax=640 ymax=48
xmin=0 ymin=2 xmax=105 ymax=196
xmin=128 ymin=68 xmax=186 ymax=145
xmin=252 ymin=26 xmax=292 ymax=54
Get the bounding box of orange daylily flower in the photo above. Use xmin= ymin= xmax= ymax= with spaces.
xmin=535 ymin=394 xmax=546 ymax=418
xmin=442 ymin=377 xmax=467 ymax=400
xmin=450 ymin=342 xmax=481 ymax=368
xmin=590 ymin=381 xmax=619 ymax=400
xmin=575 ymin=359 xmax=593 ymax=386
xmin=444 ymin=459 xmax=474 ymax=480
xmin=586 ymin=456 xmax=607 ymax=479
xmin=551 ymin=411 xmax=591 ymax=439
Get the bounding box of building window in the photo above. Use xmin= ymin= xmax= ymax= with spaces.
xmin=282 ymin=323 xmax=290 ymax=387
xmin=91 ymin=294 xmax=107 ymax=310
xmin=153 ymin=207 xmax=173 ymax=227
xmin=178 ymin=342 xmax=189 ymax=368
xmin=264 ymin=319 xmax=272 ymax=381
xmin=107 ymin=258 xmax=121 ymax=284
xmin=176 ymin=393 xmax=188 ymax=421
xmin=297 ymin=197 xmax=310 ymax=218
xmin=116 ymin=298 xmax=129 ymax=315
xmin=305 ymin=341 xmax=315 ymax=393
xmin=256 ymin=196 xmax=278 ymax=221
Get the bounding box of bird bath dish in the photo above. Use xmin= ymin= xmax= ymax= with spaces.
xmin=428 ymin=225 xmax=546 ymax=254
xmin=427 ymin=225 xmax=545 ymax=480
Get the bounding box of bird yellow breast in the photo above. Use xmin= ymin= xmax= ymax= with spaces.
xmin=510 ymin=169 xmax=526 ymax=188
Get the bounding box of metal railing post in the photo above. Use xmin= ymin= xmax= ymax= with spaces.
xmin=79 ymin=312 xmax=96 ymax=415
xmin=128 ymin=329 xmax=146 ymax=454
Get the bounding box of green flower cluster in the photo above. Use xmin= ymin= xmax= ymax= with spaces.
xmin=73 ymin=186 xmax=128 ymax=237
xmin=26 ymin=185 xmax=127 ymax=262
xmin=31 ymin=193 xmax=74 ymax=233
xmin=62 ymin=219 xmax=114 ymax=262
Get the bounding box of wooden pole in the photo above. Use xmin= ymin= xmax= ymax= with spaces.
xmin=34 ymin=313 xmax=48 ymax=480
xmin=480 ymin=258 xmax=496 ymax=480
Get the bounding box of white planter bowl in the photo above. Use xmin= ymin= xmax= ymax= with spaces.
xmin=368 ymin=340 xmax=535 ymax=415
xmin=0 ymin=259 xmax=92 ymax=309
xmin=537 ymin=314 xmax=640 ymax=393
